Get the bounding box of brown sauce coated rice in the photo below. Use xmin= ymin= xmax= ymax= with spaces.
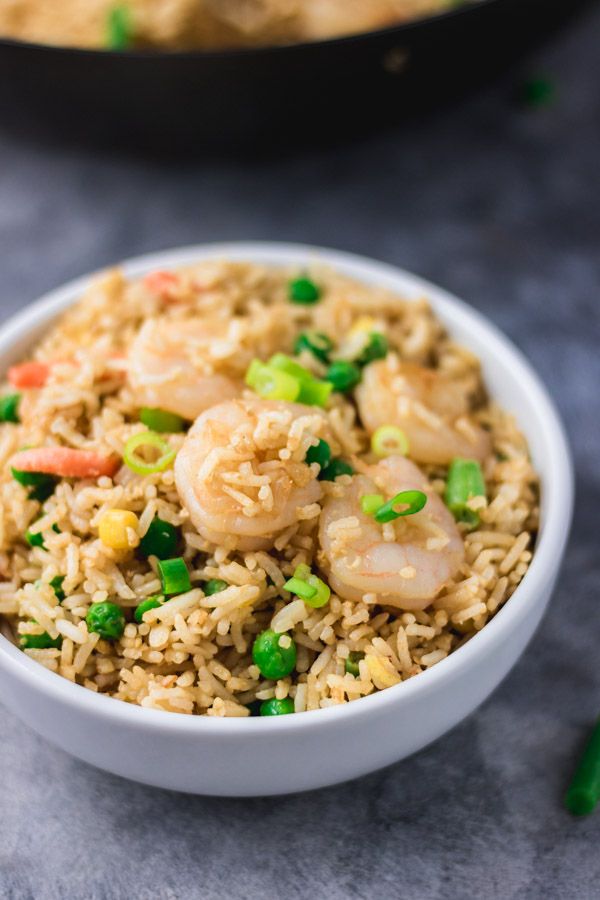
xmin=0 ymin=260 xmax=539 ymax=716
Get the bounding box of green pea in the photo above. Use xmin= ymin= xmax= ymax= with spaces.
xmin=305 ymin=439 xmax=331 ymax=469
xmin=326 ymin=361 xmax=361 ymax=393
xmin=260 ymin=697 xmax=295 ymax=716
xmin=34 ymin=575 xmax=66 ymax=603
xmin=139 ymin=516 xmax=179 ymax=559
xmin=356 ymin=333 xmax=388 ymax=367
xmin=252 ymin=629 xmax=297 ymax=680
xmin=204 ymin=579 xmax=228 ymax=596
xmin=49 ymin=575 xmax=66 ymax=602
xmin=28 ymin=481 xmax=56 ymax=503
xmin=288 ymin=277 xmax=321 ymax=305
xmin=20 ymin=629 xmax=62 ymax=650
xmin=293 ymin=332 xmax=333 ymax=363
xmin=345 ymin=651 xmax=365 ymax=677
xmin=86 ymin=601 xmax=126 ymax=640
xmin=134 ymin=596 xmax=163 ymax=624
xmin=26 ymin=523 xmax=60 ymax=550
xmin=318 ymin=458 xmax=354 ymax=482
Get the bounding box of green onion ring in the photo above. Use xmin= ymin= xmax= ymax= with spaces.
xmin=373 ymin=489 xmax=427 ymax=523
xmin=123 ymin=431 xmax=176 ymax=476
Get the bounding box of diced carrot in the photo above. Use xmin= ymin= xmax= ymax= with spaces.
xmin=8 ymin=361 xmax=52 ymax=389
xmin=7 ymin=357 xmax=125 ymax=390
xmin=10 ymin=447 xmax=119 ymax=479
xmin=143 ymin=270 xmax=181 ymax=301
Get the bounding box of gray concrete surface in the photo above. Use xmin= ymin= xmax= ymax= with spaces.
xmin=1 ymin=6 xmax=599 ymax=899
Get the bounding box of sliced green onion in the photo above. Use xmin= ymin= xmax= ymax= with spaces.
xmin=305 ymin=439 xmax=331 ymax=469
xmin=20 ymin=629 xmax=62 ymax=650
xmin=268 ymin=355 xmax=332 ymax=407
xmin=444 ymin=458 xmax=486 ymax=528
xmin=0 ymin=393 xmax=21 ymax=423
xmin=267 ymin=355 xmax=326 ymax=404
xmin=50 ymin=575 xmax=66 ymax=602
xmin=356 ymin=333 xmax=388 ymax=367
xmin=293 ymin=563 xmax=311 ymax=581
xmin=26 ymin=530 xmax=44 ymax=549
xmin=284 ymin=565 xmax=330 ymax=608
xmin=345 ymin=651 xmax=365 ymax=677
xmin=303 ymin=574 xmax=330 ymax=608
xmin=294 ymin=332 xmax=334 ymax=363
xmin=26 ymin=523 xmax=60 ymax=550
xmin=12 ymin=467 xmax=55 ymax=489
xmin=158 ymin=557 xmax=191 ymax=595
xmin=204 ymin=578 xmax=228 ymax=596
xmin=134 ymin=596 xmax=163 ymax=624
xmin=518 ymin=75 xmax=555 ymax=109
xmin=123 ymin=431 xmax=176 ymax=476
xmin=565 ymin=719 xmax=600 ymax=816
xmin=106 ymin=4 xmax=132 ymax=50
xmin=288 ymin=276 xmax=321 ymax=305
xmin=245 ymin=360 xmax=300 ymax=402
xmin=247 ymin=355 xmax=332 ymax=408
xmin=326 ymin=361 xmax=361 ymax=393
xmin=373 ymin=490 xmax=427 ymax=523
xmin=140 ymin=407 xmax=186 ymax=433
xmin=139 ymin=516 xmax=179 ymax=559
xmin=371 ymin=425 xmax=409 ymax=458
xmin=268 ymin=353 xmax=313 ymax=383
xmin=283 ymin=576 xmax=318 ymax=601
xmin=297 ymin=379 xmax=332 ymax=408
xmin=360 ymin=493 xmax=385 ymax=516
xmin=318 ymin=458 xmax=354 ymax=481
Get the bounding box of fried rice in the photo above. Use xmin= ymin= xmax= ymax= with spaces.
xmin=0 ymin=260 xmax=539 ymax=717
xmin=0 ymin=0 xmax=465 ymax=51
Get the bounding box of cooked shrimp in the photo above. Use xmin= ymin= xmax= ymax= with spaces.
xmin=318 ymin=455 xmax=464 ymax=609
xmin=175 ymin=399 xmax=332 ymax=551
xmin=9 ymin=447 xmax=119 ymax=479
xmin=128 ymin=318 xmax=243 ymax=421
xmin=355 ymin=357 xmax=491 ymax=466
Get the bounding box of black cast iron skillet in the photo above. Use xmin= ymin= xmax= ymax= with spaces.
xmin=0 ymin=0 xmax=592 ymax=151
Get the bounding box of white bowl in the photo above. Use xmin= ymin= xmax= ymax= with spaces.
xmin=0 ymin=242 xmax=573 ymax=796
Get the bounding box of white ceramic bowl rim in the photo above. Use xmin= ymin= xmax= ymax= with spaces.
xmin=0 ymin=242 xmax=573 ymax=735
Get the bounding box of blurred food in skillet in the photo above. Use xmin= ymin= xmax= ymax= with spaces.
xmin=0 ymin=0 xmax=468 ymax=50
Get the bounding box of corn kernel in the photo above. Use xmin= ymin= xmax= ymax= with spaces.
xmin=349 ymin=315 xmax=376 ymax=336
xmin=365 ymin=654 xmax=402 ymax=689
xmin=98 ymin=509 xmax=139 ymax=550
